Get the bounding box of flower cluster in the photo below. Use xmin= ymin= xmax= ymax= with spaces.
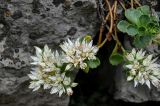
xmin=124 ymin=48 xmax=160 ymax=89
xmin=28 ymin=37 xmax=99 ymax=97
xmin=29 ymin=45 xmax=77 ymax=97
xmin=60 ymin=38 xmax=99 ymax=70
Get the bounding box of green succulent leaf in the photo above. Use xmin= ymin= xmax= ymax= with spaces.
xmin=147 ymin=22 xmax=159 ymax=34
xmin=138 ymin=27 xmax=146 ymax=35
xmin=137 ymin=5 xmax=150 ymax=15
xmin=133 ymin=35 xmax=152 ymax=48
xmin=126 ymin=25 xmax=138 ymax=36
xmin=83 ymin=66 xmax=90 ymax=73
xmin=80 ymin=35 xmax=92 ymax=43
xmin=84 ymin=35 xmax=92 ymax=42
xmin=109 ymin=44 xmax=124 ymax=65
xmin=139 ymin=15 xmax=150 ymax=26
xmin=117 ymin=20 xmax=130 ymax=32
xmin=109 ymin=53 xmax=124 ymax=65
xmin=125 ymin=9 xmax=142 ymax=25
xmin=87 ymin=57 xmax=100 ymax=69
xmin=117 ymin=5 xmax=160 ymax=46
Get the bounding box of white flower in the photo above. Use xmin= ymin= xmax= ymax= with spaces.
xmin=31 ymin=45 xmax=62 ymax=68
xmin=65 ymin=64 xmax=73 ymax=71
xmin=60 ymin=38 xmax=98 ymax=70
xmin=29 ymin=45 xmax=77 ymax=96
xmin=125 ymin=48 xmax=160 ymax=89
xmin=66 ymin=87 xmax=73 ymax=96
xmin=80 ymin=62 xmax=87 ymax=69
xmin=28 ymin=68 xmax=45 ymax=91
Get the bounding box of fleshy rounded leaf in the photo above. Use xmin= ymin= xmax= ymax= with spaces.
xmin=117 ymin=20 xmax=130 ymax=33
xmin=126 ymin=25 xmax=138 ymax=36
xmin=138 ymin=27 xmax=146 ymax=35
xmin=133 ymin=35 xmax=152 ymax=48
xmin=84 ymin=35 xmax=92 ymax=42
xmin=109 ymin=53 xmax=124 ymax=65
xmin=137 ymin=5 xmax=150 ymax=15
xmin=147 ymin=22 xmax=159 ymax=34
xmin=139 ymin=15 xmax=150 ymax=26
xmin=125 ymin=9 xmax=142 ymax=25
xmin=83 ymin=66 xmax=90 ymax=73
xmin=87 ymin=58 xmax=100 ymax=69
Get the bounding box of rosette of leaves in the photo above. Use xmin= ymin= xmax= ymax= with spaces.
xmin=117 ymin=5 xmax=160 ymax=48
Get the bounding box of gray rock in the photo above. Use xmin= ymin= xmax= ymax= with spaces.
xmin=1 ymin=0 xmax=160 ymax=105
xmin=0 ymin=0 xmax=98 ymax=106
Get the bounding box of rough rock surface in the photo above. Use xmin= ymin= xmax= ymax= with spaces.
xmin=0 ymin=0 xmax=160 ymax=105
xmin=0 ymin=0 xmax=98 ymax=106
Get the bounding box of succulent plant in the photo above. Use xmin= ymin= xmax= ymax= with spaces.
xmin=117 ymin=5 xmax=160 ymax=48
